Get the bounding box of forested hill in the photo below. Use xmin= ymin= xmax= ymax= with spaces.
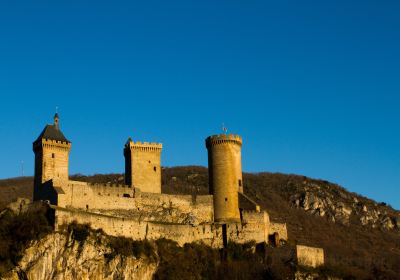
xmin=1 ymin=166 xmax=399 ymax=278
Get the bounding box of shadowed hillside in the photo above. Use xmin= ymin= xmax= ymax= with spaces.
xmin=1 ymin=166 xmax=399 ymax=278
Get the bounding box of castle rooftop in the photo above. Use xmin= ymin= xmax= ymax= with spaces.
xmin=34 ymin=114 xmax=70 ymax=144
xmin=205 ymin=134 xmax=242 ymax=148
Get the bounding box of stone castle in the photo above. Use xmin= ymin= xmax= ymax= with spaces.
xmin=32 ymin=114 xmax=323 ymax=267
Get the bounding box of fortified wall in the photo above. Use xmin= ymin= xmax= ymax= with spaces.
xmin=54 ymin=206 xmax=270 ymax=248
xmin=52 ymin=179 xmax=214 ymax=225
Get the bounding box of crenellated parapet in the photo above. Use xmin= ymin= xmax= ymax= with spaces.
xmin=205 ymin=134 xmax=242 ymax=148
xmin=124 ymin=139 xmax=162 ymax=152
xmin=33 ymin=138 xmax=71 ymax=153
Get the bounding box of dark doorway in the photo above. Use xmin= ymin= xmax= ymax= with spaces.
xmin=222 ymin=224 xmax=228 ymax=248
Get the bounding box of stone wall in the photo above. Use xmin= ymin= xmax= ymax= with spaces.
xmin=269 ymin=222 xmax=288 ymax=241
xmin=296 ymin=245 xmax=324 ymax=268
xmin=54 ymin=180 xmax=214 ymax=224
xmin=54 ymin=206 xmax=270 ymax=248
xmin=54 ymin=207 xmax=222 ymax=247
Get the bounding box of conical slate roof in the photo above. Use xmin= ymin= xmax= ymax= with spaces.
xmin=34 ymin=113 xmax=70 ymax=143
xmin=35 ymin=124 xmax=70 ymax=143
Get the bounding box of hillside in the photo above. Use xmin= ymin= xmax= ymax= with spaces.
xmin=1 ymin=166 xmax=399 ymax=278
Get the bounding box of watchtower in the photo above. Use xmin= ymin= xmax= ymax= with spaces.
xmin=33 ymin=114 xmax=71 ymax=198
xmin=124 ymin=139 xmax=162 ymax=193
xmin=205 ymin=134 xmax=243 ymax=223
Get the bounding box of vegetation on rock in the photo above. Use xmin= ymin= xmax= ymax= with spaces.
xmin=0 ymin=203 xmax=51 ymax=276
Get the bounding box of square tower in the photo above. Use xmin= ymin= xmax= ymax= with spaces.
xmin=33 ymin=114 xmax=71 ymax=200
xmin=124 ymin=138 xmax=162 ymax=193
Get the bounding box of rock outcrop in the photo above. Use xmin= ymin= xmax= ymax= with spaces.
xmin=289 ymin=180 xmax=399 ymax=231
xmin=3 ymin=231 xmax=157 ymax=280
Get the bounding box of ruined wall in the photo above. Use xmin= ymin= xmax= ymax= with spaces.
xmin=55 ymin=180 xmax=214 ymax=224
xmin=54 ymin=207 xmax=270 ymax=248
xmin=124 ymin=140 xmax=162 ymax=193
xmin=269 ymin=222 xmax=288 ymax=241
xmin=296 ymin=245 xmax=324 ymax=268
xmin=54 ymin=207 xmax=222 ymax=247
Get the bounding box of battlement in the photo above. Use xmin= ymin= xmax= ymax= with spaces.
xmin=125 ymin=139 xmax=162 ymax=151
xmin=205 ymin=134 xmax=242 ymax=148
xmin=33 ymin=138 xmax=71 ymax=152
xmin=63 ymin=181 xmax=132 ymax=189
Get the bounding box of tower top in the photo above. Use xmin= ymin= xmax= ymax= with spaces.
xmin=205 ymin=134 xmax=242 ymax=148
xmin=33 ymin=113 xmax=70 ymax=145
xmin=124 ymin=138 xmax=162 ymax=150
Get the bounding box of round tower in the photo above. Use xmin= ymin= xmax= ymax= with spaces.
xmin=205 ymin=134 xmax=243 ymax=223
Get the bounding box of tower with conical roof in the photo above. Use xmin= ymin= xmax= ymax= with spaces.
xmin=33 ymin=113 xmax=71 ymax=199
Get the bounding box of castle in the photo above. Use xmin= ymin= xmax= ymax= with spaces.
xmin=32 ymin=114 xmax=324 ymax=266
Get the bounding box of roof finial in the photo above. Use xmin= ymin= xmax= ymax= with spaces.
xmin=54 ymin=108 xmax=59 ymax=130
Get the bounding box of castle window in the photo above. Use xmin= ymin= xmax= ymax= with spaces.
xmin=238 ymin=179 xmax=242 ymax=187
xmin=86 ymin=205 xmax=89 ymax=210
xmin=153 ymin=166 xmax=157 ymax=172
xmin=123 ymin=193 xmax=131 ymax=198
xmin=52 ymin=153 xmax=55 ymax=158
xmin=225 ymin=197 xmax=228 ymax=202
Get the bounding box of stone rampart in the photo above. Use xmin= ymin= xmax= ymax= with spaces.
xmin=296 ymin=245 xmax=324 ymax=268
xmin=54 ymin=207 xmax=222 ymax=247
xmin=54 ymin=180 xmax=214 ymax=224
xmin=53 ymin=206 xmax=268 ymax=248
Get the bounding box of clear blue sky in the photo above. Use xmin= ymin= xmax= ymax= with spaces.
xmin=0 ymin=1 xmax=399 ymax=209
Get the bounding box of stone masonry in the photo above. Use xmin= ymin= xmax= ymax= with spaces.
xmin=32 ymin=114 xmax=322 ymax=260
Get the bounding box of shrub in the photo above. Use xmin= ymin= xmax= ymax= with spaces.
xmin=154 ymin=240 xmax=272 ymax=280
xmin=0 ymin=204 xmax=51 ymax=277
xmin=68 ymin=222 xmax=90 ymax=243
xmin=107 ymin=236 xmax=155 ymax=260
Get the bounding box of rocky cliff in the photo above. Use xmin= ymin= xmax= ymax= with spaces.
xmin=289 ymin=179 xmax=400 ymax=231
xmin=3 ymin=230 xmax=157 ymax=280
